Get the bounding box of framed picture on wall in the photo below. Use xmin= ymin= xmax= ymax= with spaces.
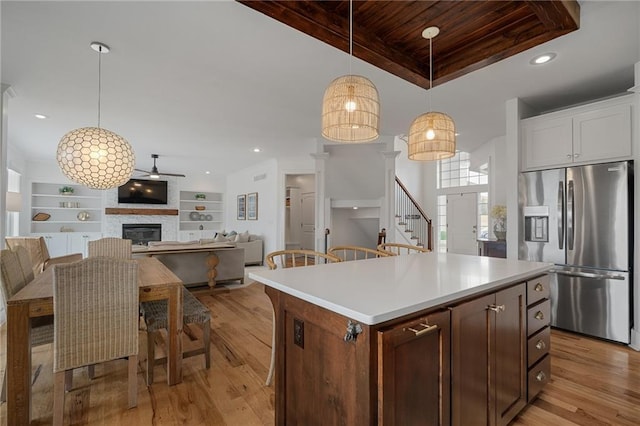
xmin=247 ymin=192 xmax=258 ymax=220
xmin=237 ymin=194 xmax=246 ymax=220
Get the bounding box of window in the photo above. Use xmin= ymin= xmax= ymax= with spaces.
xmin=6 ymin=169 xmax=21 ymax=237
xmin=437 ymin=151 xmax=488 ymax=189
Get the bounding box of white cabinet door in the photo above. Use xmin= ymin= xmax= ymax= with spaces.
xmin=178 ymin=230 xmax=200 ymax=242
xmin=69 ymin=232 xmax=102 ymax=257
xmin=522 ymin=116 xmax=573 ymax=170
xmin=41 ymin=233 xmax=69 ymax=257
xmin=573 ymin=103 xmax=632 ymax=164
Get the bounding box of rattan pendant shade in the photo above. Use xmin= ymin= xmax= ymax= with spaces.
xmin=408 ymin=26 xmax=456 ymax=161
xmin=321 ymin=74 xmax=380 ymax=143
xmin=408 ymin=111 xmax=456 ymax=161
xmin=56 ymin=42 xmax=135 ymax=189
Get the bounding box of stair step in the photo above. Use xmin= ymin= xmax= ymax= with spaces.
xmin=410 ymin=236 xmax=418 ymax=240
xmin=405 ymin=229 xmax=413 ymax=233
xmin=398 ymin=222 xmax=407 ymax=226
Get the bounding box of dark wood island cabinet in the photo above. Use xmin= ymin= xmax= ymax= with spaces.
xmin=252 ymin=253 xmax=551 ymax=425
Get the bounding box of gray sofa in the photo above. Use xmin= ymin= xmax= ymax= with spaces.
xmin=207 ymin=232 xmax=263 ymax=266
xmin=132 ymin=241 xmax=245 ymax=287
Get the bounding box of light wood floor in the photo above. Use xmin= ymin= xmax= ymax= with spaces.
xmin=1 ymin=281 xmax=640 ymax=425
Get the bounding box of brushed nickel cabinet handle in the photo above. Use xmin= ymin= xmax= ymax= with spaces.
xmin=488 ymin=304 xmax=506 ymax=313
xmin=407 ymin=323 xmax=437 ymax=336
xmin=534 ymin=283 xmax=544 ymax=292
xmin=536 ymin=371 xmax=546 ymax=382
xmin=535 ymin=340 xmax=546 ymax=350
xmin=535 ymin=311 xmax=545 ymax=321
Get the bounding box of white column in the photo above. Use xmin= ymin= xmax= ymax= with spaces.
xmin=311 ymin=150 xmax=330 ymax=252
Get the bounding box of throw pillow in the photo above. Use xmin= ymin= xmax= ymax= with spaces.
xmin=235 ymin=231 xmax=250 ymax=243
xmin=214 ymin=233 xmax=228 ymax=243
xmin=227 ymin=230 xmax=237 ymax=237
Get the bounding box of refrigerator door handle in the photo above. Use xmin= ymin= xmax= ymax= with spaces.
xmin=557 ymin=181 xmax=564 ymax=250
xmin=550 ymin=269 xmax=626 ymax=281
xmin=567 ymin=180 xmax=574 ymax=250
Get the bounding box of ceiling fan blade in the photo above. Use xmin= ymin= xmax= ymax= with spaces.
xmin=134 ymin=168 xmax=151 ymax=174
xmin=159 ymin=172 xmax=186 ymax=177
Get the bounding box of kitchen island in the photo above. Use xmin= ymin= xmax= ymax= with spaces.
xmin=249 ymin=252 xmax=552 ymax=426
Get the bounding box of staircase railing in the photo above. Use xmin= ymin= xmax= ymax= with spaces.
xmin=395 ymin=176 xmax=433 ymax=251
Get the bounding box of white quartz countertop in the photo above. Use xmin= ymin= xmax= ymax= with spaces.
xmin=249 ymin=253 xmax=551 ymax=325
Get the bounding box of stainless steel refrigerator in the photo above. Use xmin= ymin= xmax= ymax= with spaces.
xmin=519 ymin=161 xmax=633 ymax=344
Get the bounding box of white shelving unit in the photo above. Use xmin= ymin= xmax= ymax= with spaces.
xmin=178 ymin=191 xmax=223 ymax=240
xmin=31 ymin=182 xmax=103 ymax=234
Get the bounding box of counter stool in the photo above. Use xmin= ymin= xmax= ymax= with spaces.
xmin=141 ymin=287 xmax=211 ymax=385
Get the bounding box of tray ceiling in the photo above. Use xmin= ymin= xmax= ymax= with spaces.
xmin=239 ymin=0 xmax=580 ymax=89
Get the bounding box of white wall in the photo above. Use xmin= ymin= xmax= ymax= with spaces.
xmin=225 ymin=158 xmax=279 ymax=258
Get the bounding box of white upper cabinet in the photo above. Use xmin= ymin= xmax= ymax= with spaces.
xmin=521 ymin=95 xmax=633 ymax=170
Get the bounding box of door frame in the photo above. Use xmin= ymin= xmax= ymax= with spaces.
xmin=279 ymin=171 xmax=316 ymax=251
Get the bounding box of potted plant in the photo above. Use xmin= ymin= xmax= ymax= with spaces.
xmin=195 ymin=193 xmax=206 ymax=200
xmin=491 ymin=205 xmax=507 ymax=241
xmin=59 ymin=186 xmax=74 ymax=195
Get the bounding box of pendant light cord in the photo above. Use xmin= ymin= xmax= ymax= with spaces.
xmin=428 ymin=35 xmax=433 ymax=112
xmin=349 ymin=0 xmax=353 ymax=76
xmin=97 ymin=46 xmax=102 ymax=128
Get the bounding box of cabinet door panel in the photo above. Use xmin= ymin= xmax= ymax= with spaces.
xmin=378 ymin=310 xmax=450 ymax=426
xmin=522 ymin=117 xmax=573 ymax=169
xmin=494 ymin=284 xmax=527 ymax=426
xmin=573 ymin=104 xmax=631 ymax=163
xmin=451 ymin=293 xmax=494 ymax=426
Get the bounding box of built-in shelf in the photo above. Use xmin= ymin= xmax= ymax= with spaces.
xmin=105 ymin=208 xmax=179 ymax=215
xmin=31 ymin=182 xmax=103 ymax=234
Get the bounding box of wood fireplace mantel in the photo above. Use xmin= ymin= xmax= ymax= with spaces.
xmin=105 ymin=208 xmax=179 ymax=216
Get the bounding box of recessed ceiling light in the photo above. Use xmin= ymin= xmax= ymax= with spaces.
xmin=530 ymin=53 xmax=556 ymax=65
xmin=455 ymin=132 xmax=460 ymax=137
xmin=34 ymin=114 xmax=47 ymax=119
xmin=205 ymin=171 xmax=211 ymax=175
xmin=253 ymin=148 xmax=261 ymax=153
xmin=353 ymin=206 xmax=358 ymax=210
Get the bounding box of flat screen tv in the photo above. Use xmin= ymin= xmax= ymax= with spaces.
xmin=118 ymin=179 xmax=168 ymax=204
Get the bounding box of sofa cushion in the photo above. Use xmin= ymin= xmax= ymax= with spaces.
xmin=235 ymin=231 xmax=250 ymax=243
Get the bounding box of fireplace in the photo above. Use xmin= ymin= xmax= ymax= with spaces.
xmin=122 ymin=224 xmax=162 ymax=246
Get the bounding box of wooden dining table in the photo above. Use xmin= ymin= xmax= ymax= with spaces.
xmin=6 ymin=256 xmax=184 ymax=425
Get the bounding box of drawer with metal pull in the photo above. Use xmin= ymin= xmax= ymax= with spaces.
xmin=527 ymin=299 xmax=550 ymax=336
xmin=527 ymin=274 xmax=550 ymax=306
xmin=527 ymin=326 xmax=550 ymax=367
xmin=528 ymin=355 xmax=550 ymax=402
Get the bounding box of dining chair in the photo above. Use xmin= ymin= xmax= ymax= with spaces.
xmin=377 ymin=242 xmax=430 ymax=255
xmin=140 ymin=287 xmax=211 ymax=385
xmin=264 ymin=249 xmax=342 ymax=386
xmin=52 ymin=257 xmax=139 ymax=425
xmin=0 ymin=247 xmax=54 ymax=403
xmin=88 ymin=237 xmax=132 ymax=258
xmin=5 ymin=236 xmax=82 ymax=276
xmin=328 ymin=245 xmax=395 ymax=261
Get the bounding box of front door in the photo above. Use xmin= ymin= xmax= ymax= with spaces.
xmin=447 ymin=193 xmax=478 ymax=255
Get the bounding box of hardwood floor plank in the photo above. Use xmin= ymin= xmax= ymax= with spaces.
xmin=3 ymin=282 xmax=640 ymax=425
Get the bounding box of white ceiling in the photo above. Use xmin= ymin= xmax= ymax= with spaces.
xmin=2 ymin=1 xmax=638 ymax=178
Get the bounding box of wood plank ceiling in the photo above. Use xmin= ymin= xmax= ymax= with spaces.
xmin=238 ymin=0 xmax=580 ymax=89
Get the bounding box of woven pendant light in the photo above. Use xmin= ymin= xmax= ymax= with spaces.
xmin=56 ymin=42 xmax=135 ymax=189
xmin=408 ymin=27 xmax=455 ymax=161
xmin=321 ymin=0 xmax=379 ymax=143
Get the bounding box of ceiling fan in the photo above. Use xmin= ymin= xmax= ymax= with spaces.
xmin=134 ymin=154 xmax=185 ymax=179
